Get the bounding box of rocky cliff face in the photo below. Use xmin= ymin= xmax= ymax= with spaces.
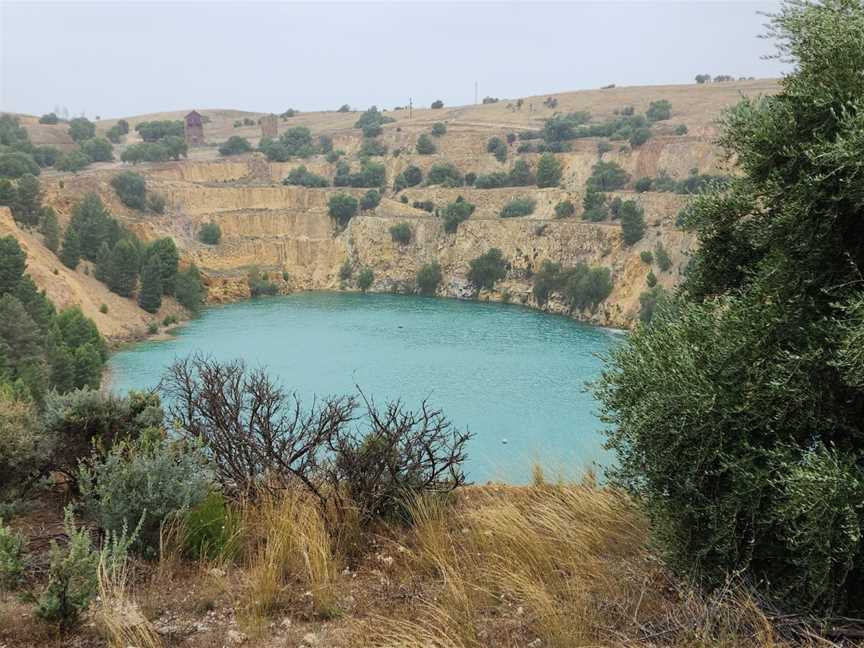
xmin=16 ymin=80 xmax=775 ymax=337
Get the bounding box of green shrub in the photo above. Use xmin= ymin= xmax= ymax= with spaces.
xmin=110 ymin=171 xmax=146 ymax=210
xmin=54 ymin=150 xmax=91 ymax=173
xmin=675 ymin=124 xmax=688 ymax=135
xmin=619 ymin=200 xmax=645 ymax=245
xmin=532 ymin=260 xmax=562 ymax=305
xmin=67 ymin=117 xmax=95 ymax=142
xmin=635 ymin=177 xmax=653 ymax=193
xmin=629 ymin=128 xmax=652 ymax=147
xmin=79 ymin=435 xmax=211 ymax=556
xmin=354 ymin=106 xmax=393 ymax=131
xmin=554 ymin=200 xmax=575 ymax=218
xmin=147 ymin=193 xmax=166 ymax=214
xmin=175 ymin=264 xmax=204 ymax=314
xmin=99 ymin=303 xmax=108 ymax=314
xmin=416 ymin=261 xmax=442 ymax=295
xmin=431 ymin=122 xmax=447 ymax=136
xmin=561 ymin=264 xmax=613 ymax=311
xmin=416 ymin=134 xmax=436 ymax=155
xmin=654 ymin=243 xmax=672 ymax=271
xmin=32 ymin=146 xmax=60 ymax=168
xmin=467 ymin=248 xmax=507 ymax=291
xmin=500 ymin=197 xmax=536 ymax=218
xmin=389 ymin=222 xmax=412 ymax=244
xmin=183 ymin=492 xmax=240 ymax=561
xmin=318 ymin=135 xmax=333 ymax=153
xmin=0 ymin=520 xmax=25 ymax=590
xmin=645 ymin=270 xmax=657 ymax=287
xmin=441 ymin=196 xmax=475 ymax=233
xmin=360 ymin=189 xmax=381 ymax=211
xmin=326 ymin=150 xmax=343 ymax=164
xmin=357 ymin=267 xmax=374 ymax=291
xmin=536 ymin=153 xmax=562 ymax=188
xmin=198 ymin=222 xmax=221 ymax=245
xmin=640 ymin=250 xmax=653 ymax=264
xmin=394 ymin=165 xmax=423 ymax=191
xmin=487 ymin=137 xmax=507 ymax=163
xmin=427 ymin=162 xmax=462 ymax=187
xmin=645 ymin=100 xmax=672 ymax=122
xmin=248 ymin=267 xmax=278 ymax=296
xmin=638 ymin=285 xmax=668 ymax=323
xmin=283 ymin=165 xmax=329 ymax=187
xmin=329 ymin=192 xmax=359 ymax=226
xmin=464 ymin=172 xmax=477 ymax=186
xmin=218 ymin=136 xmax=252 ymax=156
xmin=362 ymin=123 xmax=382 ymax=138
xmin=587 ymin=161 xmax=629 ymax=191
xmin=79 ymin=137 xmax=113 ymax=163
xmin=597 ymin=141 xmax=613 ymax=155
xmin=360 ymin=138 xmax=387 ymax=156
xmin=431 ymin=100 xmax=444 ymax=109
xmin=39 ymin=113 xmax=59 ymax=125
xmin=34 ymin=509 xmax=98 ymax=627
xmin=134 ymin=120 xmax=183 ymax=142
xmin=147 ymin=322 xmax=158 ymax=334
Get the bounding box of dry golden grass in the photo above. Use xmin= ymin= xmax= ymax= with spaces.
xmin=359 ymin=470 xmax=832 ymax=648
xmin=95 ymin=553 xmax=163 ymax=648
xmin=242 ymin=490 xmax=341 ymax=622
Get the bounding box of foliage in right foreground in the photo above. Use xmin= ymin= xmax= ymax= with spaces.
xmin=595 ymin=0 xmax=864 ymax=617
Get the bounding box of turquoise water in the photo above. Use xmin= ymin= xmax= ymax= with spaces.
xmin=107 ymin=292 xmax=620 ymax=484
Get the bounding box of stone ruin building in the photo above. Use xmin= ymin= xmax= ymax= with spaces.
xmin=184 ymin=110 xmax=205 ymax=146
xmin=260 ymin=114 xmax=278 ymax=139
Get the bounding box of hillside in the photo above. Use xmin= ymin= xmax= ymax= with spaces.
xmin=13 ymin=79 xmax=778 ymax=338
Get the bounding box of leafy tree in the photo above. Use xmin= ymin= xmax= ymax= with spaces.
xmin=360 ymin=189 xmax=381 ymax=211
xmin=629 ymin=128 xmax=652 ymax=147
xmin=105 ymin=239 xmax=139 ymax=297
xmin=394 ymin=165 xmax=423 ymax=191
xmin=416 ymin=261 xmax=442 ymax=295
xmin=39 ymin=113 xmax=59 ymax=125
xmin=430 ymin=100 xmax=444 ymax=109
xmin=198 ymin=222 xmax=221 ymax=245
xmin=33 ymin=146 xmax=60 ymax=167
xmin=645 ymin=100 xmax=672 ymax=122
xmin=441 ymin=196 xmax=475 ymax=233
xmin=532 ymin=260 xmax=563 ymax=305
xmin=619 ymin=200 xmax=645 ymax=245
xmin=645 ymin=270 xmax=657 ymax=287
xmin=110 ymin=171 xmax=147 ymax=210
xmin=67 ymin=193 xmax=119 ymax=261
xmin=138 ymin=254 xmax=163 ymax=313
xmin=79 ymin=137 xmax=113 ymax=162
xmin=389 ymin=222 xmax=412 ymax=244
xmin=161 ymin=135 xmax=187 ymax=160
xmin=536 ymin=153 xmax=562 ymax=188
xmin=431 ymin=122 xmax=447 ymax=136
xmin=13 ymin=174 xmax=42 ymax=227
xmin=175 ymin=264 xmax=205 ymax=313
xmin=635 ymin=177 xmax=653 ymax=193
xmin=59 ymin=226 xmax=81 ymax=269
xmin=467 ymin=248 xmax=507 ymax=292
xmin=561 ymin=264 xmax=613 ymax=311
xmin=0 ymin=179 xmax=15 ymax=209
xmin=487 ymin=136 xmax=507 ymax=163
xmin=500 ymin=197 xmax=536 ymax=218
xmin=359 ymin=138 xmax=387 ymax=156
xmin=218 ymin=136 xmax=252 ymax=156
xmin=675 ymin=124 xmax=688 ymax=135
xmin=135 ymin=120 xmax=183 ymax=142
xmin=328 ymin=193 xmax=358 ymax=227
xmin=120 ymin=142 xmax=168 ymax=164
xmin=354 ymin=106 xmax=393 ymax=131
xmin=0 ymin=236 xmax=25 ymax=295
xmin=508 ymin=160 xmax=535 ymax=186
xmin=587 ymin=161 xmax=629 ymax=191
xmin=654 ymin=243 xmax=672 ymax=272
xmin=0 ymin=151 xmax=41 ymax=178
xmin=596 ymin=0 xmax=864 ymax=616
xmin=427 ymin=162 xmax=462 ymax=187
xmin=554 ymin=200 xmax=575 ymax=218
xmin=283 ymin=165 xmax=328 ymax=187
xmin=318 ymin=135 xmax=333 ymax=153
xmin=67 ymin=117 xmax=95 ymax=142
xmin=416 ymin=134 xmax=436 ymax=155
xmin=146 ymin=193 xmax=166 ymax=214
xmin=338 ymin=104 xmax=351 ymax=112
xmin=362 ymin=123 xmax=382 ymax=138
xmin=357 ymin=267 xmax=374 ymax=291
xmin=54 ymin=150 xmax=91 ymax=173
xmin=146 ymin=238 xmax=179 ymax=295
xmin=40 ymin=207 xmax=60 ymax=252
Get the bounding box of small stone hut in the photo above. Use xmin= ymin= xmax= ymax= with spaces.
xmin=184 ymin=110 xmax=205 ymax=146
xmin=260 ymin=114 xmax=278 ymax=139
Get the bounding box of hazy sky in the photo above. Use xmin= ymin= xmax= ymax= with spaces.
xmin=0 ymin=1 xmax=787 ymax=119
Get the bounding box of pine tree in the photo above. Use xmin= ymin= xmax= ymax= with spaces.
xmin=145 ymin=238 xmax=179 ymax=295
xmin=59 ymin=226 xmax=81 ymax=269
xmin=536 ymin=153 xmax=563 ymax=188
xmin=105 ymin=238 xmax=139 ymax=297
xmin=40 ymin=207 xmax=60 ymax=253
xmin=14 ymin=175 xmax=41 ymax=227
xmin=175 ymin=264 xmax=203 ymax=313
xmin=138 ymin=254 xmax=163 ymax=313
xmin=0 ymin=236 xmax=25 ymax=295
xmin=73 ymin=342 xmax=102 ymax=390
xmin=94 ymin=242 xmax=110 ymax=283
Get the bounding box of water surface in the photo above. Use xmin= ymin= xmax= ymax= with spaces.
xmin=108 ymin=292 xmax=619 ymax=483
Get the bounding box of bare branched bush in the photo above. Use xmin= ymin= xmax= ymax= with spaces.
xmin=162 ymin=355 xmax=472 ymax=529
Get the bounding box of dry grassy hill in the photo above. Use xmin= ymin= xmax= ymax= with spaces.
xmin=13 ymin=79 xmax=778 ymax=339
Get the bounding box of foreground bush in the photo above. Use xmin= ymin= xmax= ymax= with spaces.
xmin=198 ymin=221 xmax=221 ymax=245
xmin=79 ymin=434 xmax=212 ymax=556
xmin=162 ymin=355 xmax=471 ymax=526
xmin=595 ymin=1 xmax=864 ymax=616
xmin=468 ymin=248 xmax=507 ymax=291
xmin=416 ymin=261 xmax=442 ymax=295
xmin=500 ymin=197 xmax=536 ymax=218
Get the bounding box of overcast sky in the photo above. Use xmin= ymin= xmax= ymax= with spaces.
xmin=0 ymin=1 xmax=787 ymax=119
